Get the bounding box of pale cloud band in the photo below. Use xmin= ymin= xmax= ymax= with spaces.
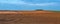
xmin=28 ymin=3 xmax=57 ymax=6
xmin=0 ymin=0 xmax=58 ymax=6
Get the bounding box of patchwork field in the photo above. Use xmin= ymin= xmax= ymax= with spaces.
xmin=0 ymin=11 xmax=60 ymax=24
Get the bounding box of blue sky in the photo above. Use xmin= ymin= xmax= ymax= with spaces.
xmin=0 ymin=0 xmax=60 ymax=10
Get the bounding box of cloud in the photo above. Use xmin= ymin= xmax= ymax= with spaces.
xmin=0 ymin=0 xmax=58 ymax=6
xmin=0 ymin=0 xmax=26 ymax=4
xmin=28 ymin=3 xmax=57 ymax=6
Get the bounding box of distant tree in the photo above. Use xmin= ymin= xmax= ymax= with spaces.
xmin=36 ymin=9 xmax=43 ymax=11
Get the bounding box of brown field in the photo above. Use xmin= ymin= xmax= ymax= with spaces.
xmin=0 ymin=11 xmax=60 ymax=24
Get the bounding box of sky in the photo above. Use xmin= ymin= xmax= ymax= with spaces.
xmin=0 ymin=0 xmax=60 ymax=10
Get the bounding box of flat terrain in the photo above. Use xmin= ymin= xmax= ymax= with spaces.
xmin=0 ymin=11 xmax=60 ymax=24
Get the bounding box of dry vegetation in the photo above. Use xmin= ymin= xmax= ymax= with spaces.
xmin=0 ymin=11 xmax=60 ymax=24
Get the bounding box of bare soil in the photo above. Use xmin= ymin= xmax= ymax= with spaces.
xmin=0 ymin=11 xmax=60 ymax=24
